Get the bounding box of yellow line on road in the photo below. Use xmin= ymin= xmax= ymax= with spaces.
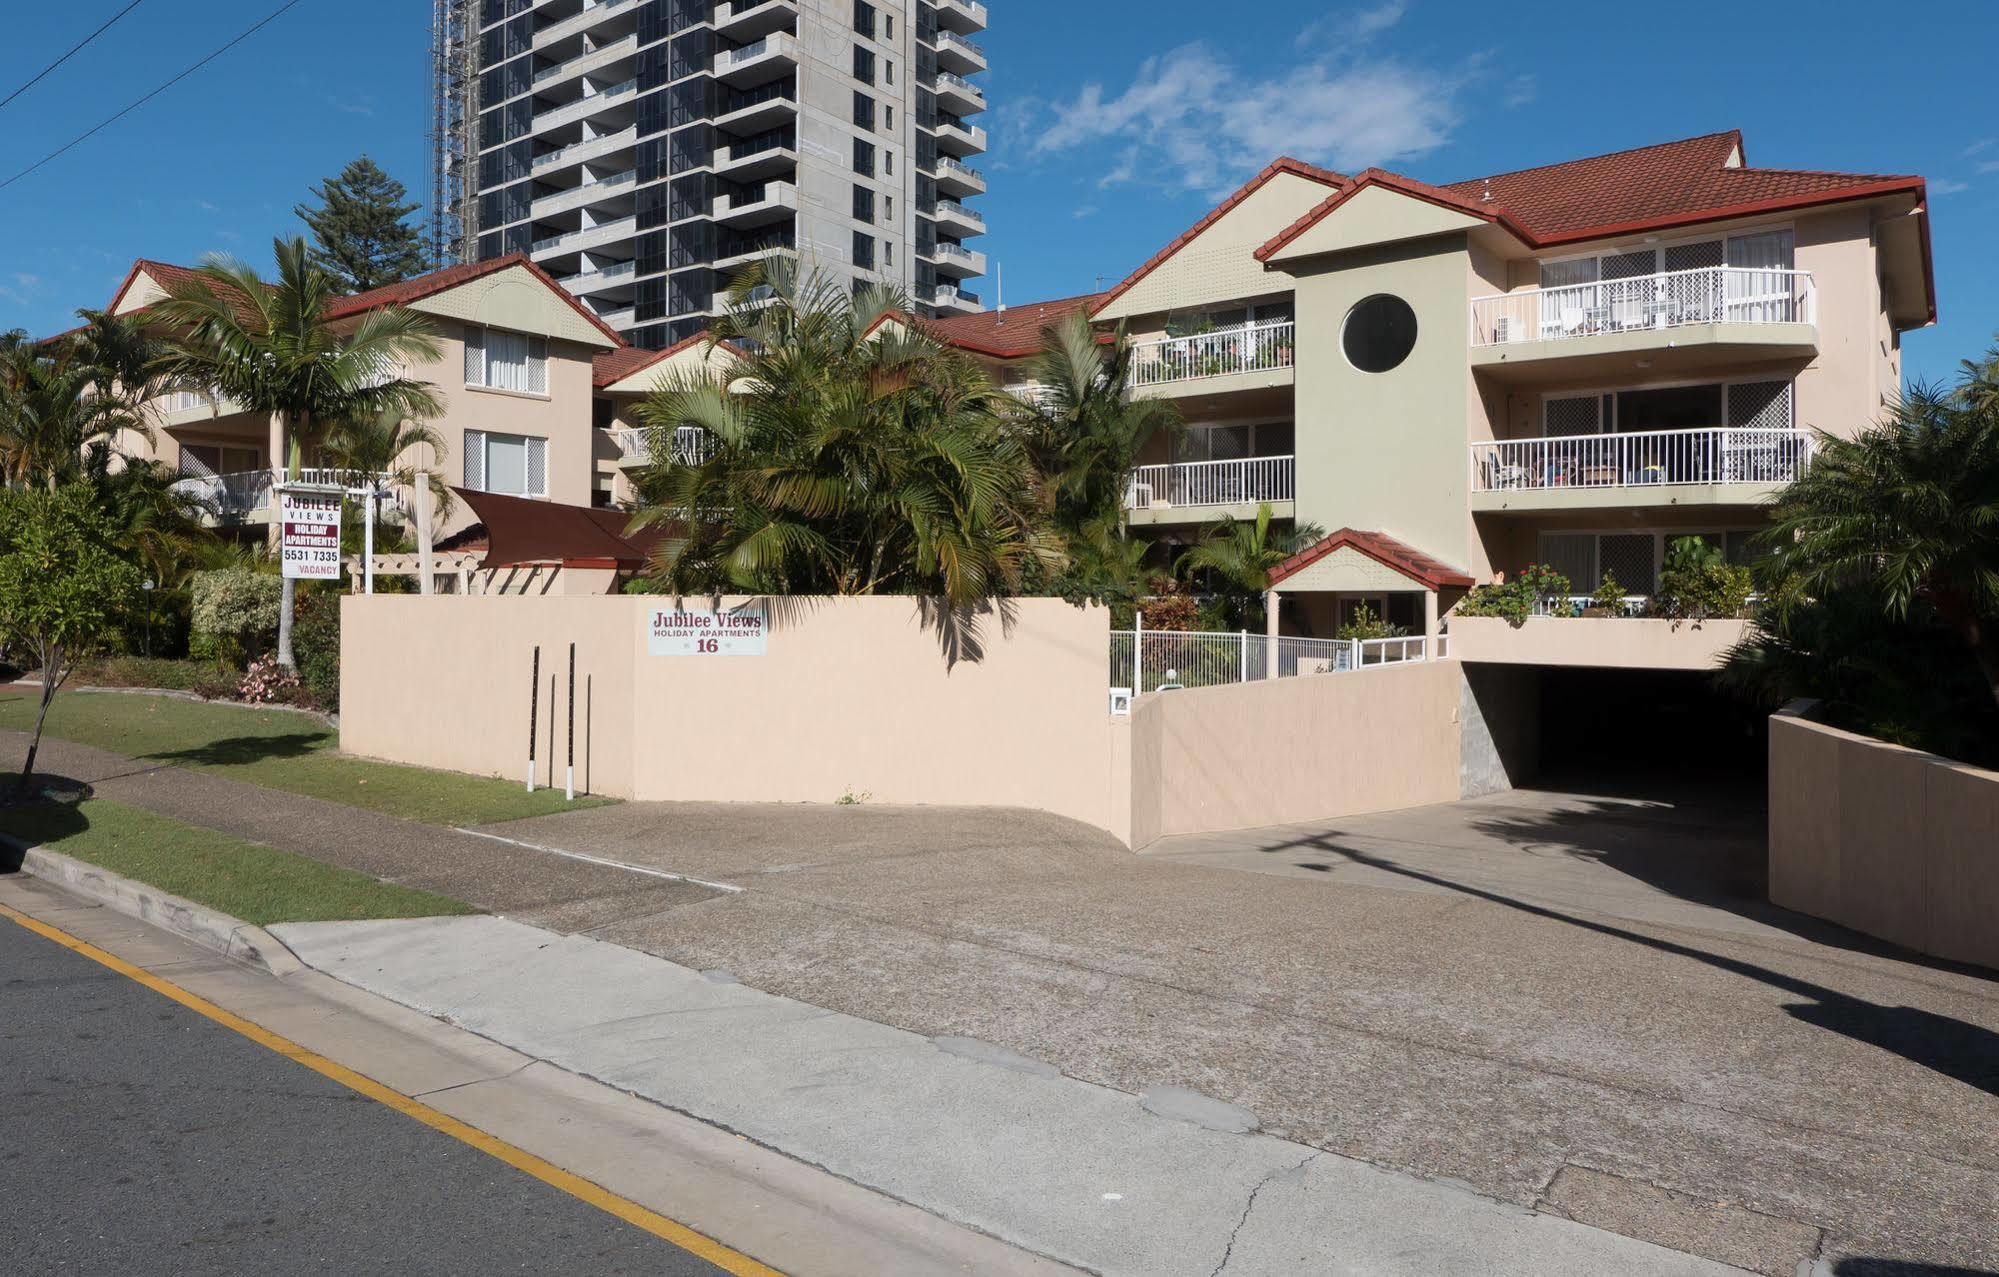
xmin=0 ymin=900 xmax=783 ymax=1277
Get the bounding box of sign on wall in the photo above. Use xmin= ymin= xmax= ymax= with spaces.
xmin=279 ymin=488 xmax=343 ymax=581
xmin=647 ymin=604 xmax=767 ymax=656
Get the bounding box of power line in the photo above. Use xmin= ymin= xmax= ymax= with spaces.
xmin=0 ymin=0 xmax=149 ymax=112
xmin=0 ymin=0 xmax=306 ymax=193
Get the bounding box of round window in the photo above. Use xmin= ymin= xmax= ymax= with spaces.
xmin=1341 ymin=294 xmax=1418 ymax=373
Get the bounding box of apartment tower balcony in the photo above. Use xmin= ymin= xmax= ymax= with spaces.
xmin=1469 ymin=426 xmax=1814 ymax=512
xmin=1128 ymin=320 xmax=1296 ymax=398
xmin=712 ymin=0 xmax=798 ymax=41
xmin=1124 ymin=456 xmax=1297 ymax=526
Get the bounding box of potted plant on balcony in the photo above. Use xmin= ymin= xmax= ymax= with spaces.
xmin=1583 ymin=571 xmax=1625 ymax=618
xmin=1653 ymin=536 xmax=1753 ymax=625
xmin=1275 ymin=333 xmax=1294 ymax=367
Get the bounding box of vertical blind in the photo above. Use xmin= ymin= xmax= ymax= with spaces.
xmin=463 ymin=327 xmax=549 ymax=394
xmin=462 ymin=429 xmax=548 ymax=497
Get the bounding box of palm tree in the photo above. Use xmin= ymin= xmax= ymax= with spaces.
xmin=0 ymin=346 xmax=149 ymax=488
xmin=79 ymin=449 xmax=217 ymax=591
xmin=1758 ymin=375 xmax=1999 ymax=710
xmin=1177 ymin=503 xmax=1325 ymax=629
xmin=630 ymin=258 xmax=1055 ymax=605
xmin=149 ymin=237 xmax=442 ymax=667
xmin=321 ymin=406 xmax=453 ymax=527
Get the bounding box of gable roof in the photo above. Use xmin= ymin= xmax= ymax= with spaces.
xmin=1087 ymin=157 xmax=1347 ymax=318
xmin=1258 ymin=131 xmax=1927 ymax=261
xmin=592 ymin=330 xmax=751 ymax=389
xmin=923 ymin=292 xmax=1105 ymax=359
xmin=1268 ymin=528 xmax=1474 ymax=591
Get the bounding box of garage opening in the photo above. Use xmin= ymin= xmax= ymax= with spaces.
xmin=1535 ymin=667 xmax=1766 ymax=802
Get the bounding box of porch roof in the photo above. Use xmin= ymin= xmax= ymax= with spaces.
xmin=1268 ymin=528 xmax=1473 ymax=592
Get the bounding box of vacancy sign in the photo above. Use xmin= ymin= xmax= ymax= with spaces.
xmin=279 ymin=489 xmax=343 ymax=580
xmin=647 ymin=605 xmax=767 ymax=656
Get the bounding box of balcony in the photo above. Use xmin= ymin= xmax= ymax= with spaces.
xmin=533 ymin=126 xmax=636 ymax=173
xmin=933 ymin=116 xmax=986 ymax=157
xmin=713 ymin=132 xmax=797 ymax=180
xmin=714 ymin=181 xmax=798 ymax=227
xmin=713 ymin=0 xmax=797 ymax=40
xmin=931 ymin=199 xmax=984 ymax=238
xmin=714 ymin=85 xmax=797 ymax=136
xmin=531 ymin=215 xmax=638 ymax=258
xmin=933 ymin=0 xmax=988 ymax=36
xmin=611 ymin=426 xmax=716 ymax=468
xmin=532 ymin=78 xmax=637 ymax=135
xmin=531 ymin=170 xmax=636 ymax=219
xmin=532 ymin=33 xmax=637 ymax=89
xmin=1468 ymin=267 xmax=1818 ymax=380
xmin=930 ymin=241 xmax=986 ymax=278
xmin=563 ymin=259 xmax=637 ymax=298
xmin=932 ymin=70 xmax=986 ymax=115
xmin=1469 ymin=426 xmax=1813 ymax=513
xmin=933 ymin=29 xmax=986 ymax=74
xmin=171 ymin=470 xmax=273 ymax=523
xmin=932 ymin=284 xmax=980 ymax=313
xmin=714 ymin=33 xmax=797 ymax=86
xmin=161 ymin=390 xmax=250 ymax=425
xmin=532 ymin=0 xmax=641 ymax=49
xmin=933 ymin=155 xmax=985 ymax=197
xmin=1129 ymin=321 xmax=1295 ymax=393
xmin=1446 ymin=614 xmax=1752 ymax=672
xmin=1124 ymin=456 xmax=1296 ymax=525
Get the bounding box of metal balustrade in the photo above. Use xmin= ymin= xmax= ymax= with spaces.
xmin=1469 ymin=427 xmax=1813 ymax=493
xmin=532 ymin=216 xmax=638 ymax=253
xmin=612 ymin=426 xmax=715 ymax=465
xmin=1469 ymin=266 xmax=1816 ymax=347
xmin=1125 ymin=455 xmax=1294 ymax=511
xmin=1129 ymin=320 xmax=1295 ymax=387
xmin=170 ymin=470 xmax=272 ymax=516
xmin=1108 ymin=630 xmax=1437 ymax=697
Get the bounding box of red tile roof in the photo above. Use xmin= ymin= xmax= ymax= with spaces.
xmin=1257 ymin=131 xmax=1927 ymax=261
xmin=323 ymin=253 xmax=626 ymax=346
xmin=1087 ymin=157 xmax=1347 ymax=318
xmin=1269 ymin=528 xmax=1473 ymax=591
xmin=922 ymin=292 xmax=1106 ymax=359
xmin=592 ymin=331 xmax=753 ymax=388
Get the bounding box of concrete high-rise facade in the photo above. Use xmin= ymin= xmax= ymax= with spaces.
xmin=446 ymin=0 xmax=989 ymax=350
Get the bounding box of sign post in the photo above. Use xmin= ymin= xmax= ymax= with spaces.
xmin=278 ymin=486 xmax=343 ymax=581
xmin=646 ymin=604 xmax=768 ymax=657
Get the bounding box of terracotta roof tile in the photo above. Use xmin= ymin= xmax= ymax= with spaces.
xmin=1269 ymin=528 xmax=1474 ymax=591
xmin=922 ymin=292 xmax=1105 ymax=359
xmin=324 ymin=253 xmax=627 ymax=345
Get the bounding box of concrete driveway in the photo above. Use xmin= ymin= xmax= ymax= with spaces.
xmin=479 ymin=788 xmax=1998 ymax=1275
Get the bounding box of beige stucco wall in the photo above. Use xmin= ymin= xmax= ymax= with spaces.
xmin=1126 ymin=659 xmax=1465 ymax=847
xmin=1447 ymin=615 xmax=1750 ymax=670
xmin=1769 ymin=705 xmax=1999 ymax=971
xmin=339 ymin=594 xmax=1128 ymax=839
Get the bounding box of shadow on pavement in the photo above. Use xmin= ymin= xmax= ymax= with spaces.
xmin=1265 ymin=827 xmax=1999 ymax=1099
xmin=1833 ymin=1262 xmax=1999 ymax=1276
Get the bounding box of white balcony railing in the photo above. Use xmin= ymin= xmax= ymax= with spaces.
xmin=1130 ymin=320 xmax=1294 ymax=388
xmin=935 ymin=70 xmax=984 ymax=101
xmin=1469 ymin=427 xmax=1814 ymax=493
xmin=532 ymin=215 xmax=638 ymax=254
xmin=1125 ymin=455 xmax=1295 ymax=510
xmin=613 ymin=426 xmax=715 ymax=465
xmin=171 ymin=470 xmax=272 ymax=516
xmin=1109 ymin=630 xmax=1437 ymax=696
xmin=1469 ymin=267 xmax=1816 ymax=347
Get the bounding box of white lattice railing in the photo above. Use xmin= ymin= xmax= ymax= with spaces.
xmin=1130 ymin=321 xmax=1294 ymax=387
xmin=1469 ymin=267 xmax=1815 ymax=347
xmin=171 ymin=470 xmax=272 ymax=515
xmin=613 ymin=426 xmax=715 ymax=465
xmin=1469 ymin=427 xmax=1812 ymax=493
xmin=1125 ymin=455 xmax=1294 ymax=510
xmin=1108 ymin=629 xmax=1438 ymax=697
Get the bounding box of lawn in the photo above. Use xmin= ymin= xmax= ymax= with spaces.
xmin=0 ymin=691 xmax=611 ymax=827
xmin=0 ymin=796 xmax=476 ymax=927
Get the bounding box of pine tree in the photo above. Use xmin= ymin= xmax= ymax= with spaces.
xmin=293 ymin=156 xmax=429 ymax=293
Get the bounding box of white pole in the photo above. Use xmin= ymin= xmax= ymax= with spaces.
xmin=415 ymin=473 xmax=435 ymax=597
xmin=1134 ymin=610 xmax=1145 ymax=696
xmin=363 ymin=491 xmax=376 ymax=595
xmin=1238 ymin=629 xmax=1248 ymax=683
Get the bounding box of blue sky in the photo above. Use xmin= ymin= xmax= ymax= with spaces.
xmin=1 ymin=0 xmax=1993 ymax=385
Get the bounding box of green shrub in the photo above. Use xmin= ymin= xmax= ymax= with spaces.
xmin=291 ymin=587 xmax=341 ymax=710
xmin=190 ymin=569 xmax=282 ymax=667
xmin=1654 ymin=537 xmax=1754 ymax=622
xmin=80 ymin=656 xmax=215 ymax=691
xmin=1590 ymin=571 xmax=1627 ymax=614
xmin=1455 ymin=564 xmax=1571 ymax=628
xmin=1336 ymin=603 xmax=1408 ymax=641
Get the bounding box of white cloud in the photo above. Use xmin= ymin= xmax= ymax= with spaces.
xmin=1073 ymin=204 xmax=1098 ymax=219
xmin=1965 ymin=138 xmax=1995 ymax=156
xmin=1296 ymin=1 xmax=1408 ymax=49
xmin=14 ymin=273 xmax=40 ymax=290
xmin=196 ymin=199 xmax=220 ymax=212
xmin=1035 ymin=40 xmax=1462 ymax=195
xmin=1502 ymin=74 xmax=1536 ymax=109
xmin=1977 ymin=159 xmax=1999 ymax=174
xmin=1931 ymin=179 xmax=1970 ymax=195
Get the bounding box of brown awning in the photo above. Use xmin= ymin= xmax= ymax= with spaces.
xmin=451 ymin=488 xmax=666 ymax=571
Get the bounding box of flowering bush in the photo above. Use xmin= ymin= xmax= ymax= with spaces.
xmin=237 ymin=655 xmax=301 ymax=704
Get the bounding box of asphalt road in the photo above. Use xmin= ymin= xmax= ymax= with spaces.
xmin=0 ymin=919 xmax=731 ymax=1276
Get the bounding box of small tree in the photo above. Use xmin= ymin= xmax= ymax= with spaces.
xmin=0 ymin=487 xmax=142 ymax=789
xmin=294 ymin=156 xmax=429 ymax=293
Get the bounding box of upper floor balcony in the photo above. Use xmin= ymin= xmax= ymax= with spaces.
xmin=1468 ymin=266 xmax=1817 ymax=380
xmin=611 ymin=426 xmax=715 ymax=469
xmin=532 ymin=33 xmax=637 ymax=93
xmin=933 ymin=29 xmax=986 ymax=74
xmin=713 ymin=0 xmax=797 ymax=41
xmin=563 ymin=258 xmax=637 ymax=299
xmin=531 ymin=215 xmax=638 ymax=259
xmin=170 ymin=470 xmax=273 ymax=524
xmin=932 ymin=284 xmax=980 ymax=313
xmin=932 ymin=115 xmax=987 ymax=157
xmin=1129 ymin=320 xmax=1294 ymax=396
xmin=930 ymin=241 xmax=986 ymax=278
xmin=1469 ymin=425 xmax=1813 ymax=513
xmin=532 ymin=78 xmax=637 ymax=135
xmin=932 ymin=70 xmax=986 ymax=116
xmin=714 ymin=33 xmax=797 ymax=86
xmin=533 ymin=126 xmax=636 ymax=174
xmin=931 ymin=199 xmax=985 ymax=238
xmin=714 ymin=181 xmax=798 ymax=227
xmin=933 ymin=155 xmax=985 ymax=197
xmin=531 ymin=169 xmax=636 ymax=220
xmin=1124 ymin=455 xmax=1296 ymax=526
xmin=532 ymin=0 xmax=641 ymax=50
xmin=933 ymin=0 xmax=988 ymax=35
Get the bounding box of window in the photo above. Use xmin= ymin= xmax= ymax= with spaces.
xmin=463 ymin=430 xmax=548 ymax=497
xmin=853 ymin=231 xmax=876 ymax=270
xmin=852 ymin=183 xmax=875 ymax=221
xmin=883 ymin=195 xmax=893 ymax=221
xmin=464 ymin=327 xmax=548 ymax=394
xmin=883 ymin=104 xmax=893 ymax=131
xmin=1341 ymin=294 xmax=1417 ymax=373
xmin=853 ymin=0 xmax=876 ymax=37
xmin=884 ymin=241 xmax=894 ymax=267
xmin=852 ymin=90 xmax=874 ymax=128
xmin=853 ymin=46 xmax=875 ymax=84
xmin=884 ymin=59 xmax=893 ymax=85
xmin=853 ymin=138 xmax=875 ymax=176
xmin=884 ymin=13 xmax=893 ymax=38
xmin=883 ymin=149 xmax=893 ymax=175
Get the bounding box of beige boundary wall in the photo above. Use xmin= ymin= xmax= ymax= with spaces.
xmin=1769 ymin=703 xmax=1999 ymax=971
xmin=341 ymin=594 xmax=1483 ymax=849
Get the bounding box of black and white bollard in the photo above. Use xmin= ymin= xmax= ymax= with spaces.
xmin=565 ymin=642 xmax=576 ymax=801
xmin=526 ymin=645 xmax=540 ymax=793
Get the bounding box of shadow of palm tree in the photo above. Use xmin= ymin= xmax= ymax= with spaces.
xmin=146 ymin=733 xmax=328 ymax=767
xmin=1260 ymin=826 xmax=1999 ymax=1099
xmin=0 ymin=776 xmax=94 ymax=871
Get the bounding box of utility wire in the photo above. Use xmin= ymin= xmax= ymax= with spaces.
xmin=0 ymin=0 xmax=306 ymax=192
xmin=0 ymin=0 xmax=150 ymax=111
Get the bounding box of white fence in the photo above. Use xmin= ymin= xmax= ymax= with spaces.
xmin=1130 ymin=320 xmax=1295 ymax=388
xmin=171 ymin=469 xmax=271 ymax=515
xmin=1110 ymin=629 xmax=1438 ymax=696
xmin=1470 ymin=427 xmax=1812 ymax=493
xmin=1126 ymin=455 xmax=1294 ymax=511
xmin=612 ymin=426 xmax=715 ymax=465
xmin=1470 ymin=266 xmax=1815 ymax=347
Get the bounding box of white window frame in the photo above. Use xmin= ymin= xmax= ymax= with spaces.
xmin=1540 ymin=376 xmax=1796 ymax=436
xmin=1535 ymin=525 xmax=1767 ymax=597
xmin=463 ymin=326 xmax=550 ymax=397
xmin=462 ymin=428 xmax=549 ymax=498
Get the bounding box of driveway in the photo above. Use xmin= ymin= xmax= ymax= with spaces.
xmin=479 ymin=786 xmax=1999 ymax=1275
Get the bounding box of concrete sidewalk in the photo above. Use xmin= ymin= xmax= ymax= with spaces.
xmin=275 ymin=913 xmax=1751 ymax=1277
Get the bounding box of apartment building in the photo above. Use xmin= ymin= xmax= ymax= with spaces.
xmin=101 ymin=255 xmax=622 ymax=537
xmin=446 ymin=0 xmax=990 ymax=351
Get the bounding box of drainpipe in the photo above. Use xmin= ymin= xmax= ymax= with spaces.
xmin=1263 ymin=588 xmax=1279 ymax=679
xmin=415 ymin=474 xmax=435 ymax=596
